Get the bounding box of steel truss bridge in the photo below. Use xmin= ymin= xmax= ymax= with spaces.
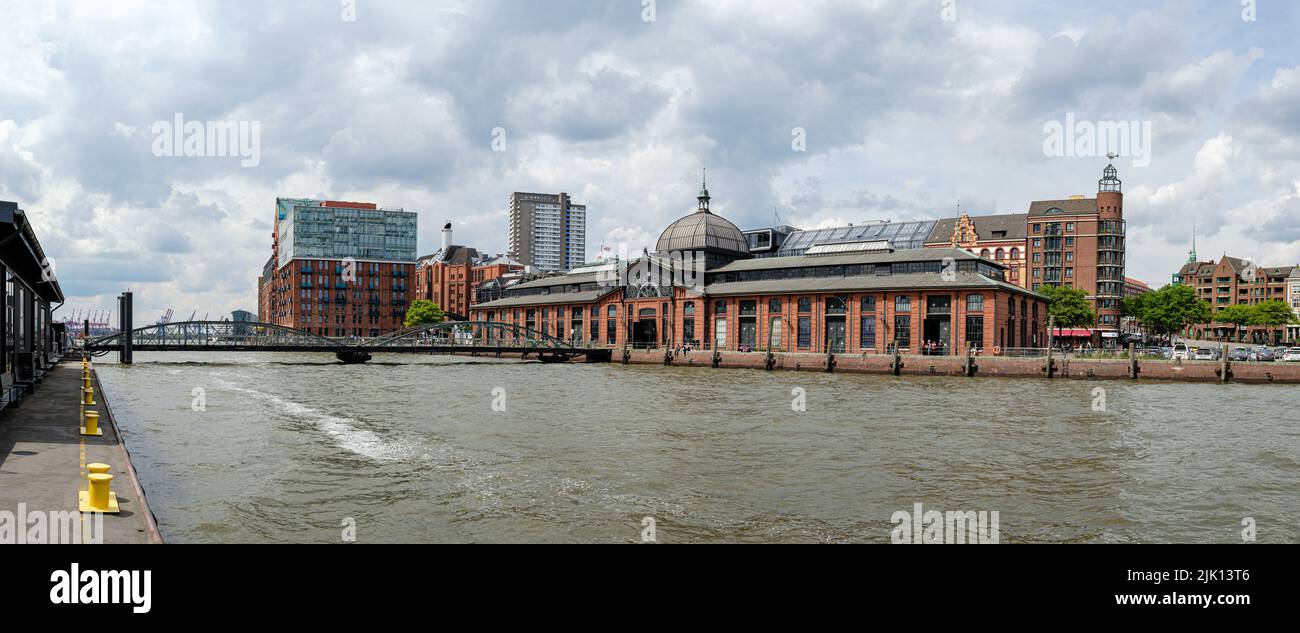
xmin=82 ymin=321 xmax=612 ymax=364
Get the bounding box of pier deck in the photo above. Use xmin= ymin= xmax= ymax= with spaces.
xmin=0 ymin=361 xmax=159 ymax=543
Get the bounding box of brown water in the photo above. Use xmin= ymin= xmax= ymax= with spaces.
xmin=93 ymin=352 xmax=1299 ymax=543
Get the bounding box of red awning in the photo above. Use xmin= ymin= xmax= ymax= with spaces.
xmin=1052 ymin=328 xmax=1093 ymax=337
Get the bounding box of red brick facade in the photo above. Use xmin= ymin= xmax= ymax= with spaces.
xmin=261 ymin=258 xmax=414 ymax=337
xmin=472 ymin=286 xmax=1046 ymax=354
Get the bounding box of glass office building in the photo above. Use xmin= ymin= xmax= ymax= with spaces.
xmin=277 ymin=198 xmax=417 ymax=267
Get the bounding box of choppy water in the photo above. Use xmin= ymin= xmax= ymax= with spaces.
xmin=92 ymin=352 xmax=1299 ymax=543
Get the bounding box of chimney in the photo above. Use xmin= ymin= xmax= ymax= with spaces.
xmin=441 ymin=222 xmax=453 ymax=251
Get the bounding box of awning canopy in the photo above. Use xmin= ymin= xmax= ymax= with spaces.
xmin=0 ymin=200 xmax=65 ymax=303
xmin=1051 ymin=328 xmax=1093 ymax=337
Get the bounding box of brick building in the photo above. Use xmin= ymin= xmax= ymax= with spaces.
xmin=257 ymin=198 xmax=417 ymax=337
xmin=924 ymin=212 xmax=1028 ymax=288
xmin=472 ymin=182 xmax=1047 ymax=354
xmin=1023 ymin=164 xmax=1126 ymax=346
xmin=414 ymin=222 xmax=525 ymax=320
xmin=1173 ymin=255 xmax=1296 ymax=344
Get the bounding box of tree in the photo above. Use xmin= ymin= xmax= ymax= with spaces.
xmin=1214 ymin=304 xmax=1254 ymax=342
xmin=1248 ymin=300 xmax=1299 ymax=343
xmin=1248 ymin=300 xmax=1299 ymax=327
xmin=1136 ymin=284 xmax=1212 ymax=338
xmin=1038 ymin=285 xmax=1095 ymax=329
xmin=403 ymin=300 xmax=445 ymax=327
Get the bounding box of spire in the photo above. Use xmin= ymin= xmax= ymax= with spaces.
xmin=1187 ymin=224 xmax=1198 ymax=263
xmin=697 ymin=166 xmax=711 ymax=213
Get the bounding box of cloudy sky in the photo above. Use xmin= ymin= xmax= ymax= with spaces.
xmin=3 ymin=0 xmax=1299 ymax=321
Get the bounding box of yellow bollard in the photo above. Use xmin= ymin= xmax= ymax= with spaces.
xmin=82 ymin=386 xmax=95 ymax=406
xmin=81 ymin=410 xmax=103 ymax=436
xmin=78 ymin=464 xmax=119 ymax=513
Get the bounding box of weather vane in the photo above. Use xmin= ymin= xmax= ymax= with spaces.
xmin=1106 ymin=152 xmax=1119 ymax=161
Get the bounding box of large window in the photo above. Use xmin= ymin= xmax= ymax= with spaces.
xmin=797 ymin=316 xmax=812 ymax=349
xmin=860 ymin=317 xmax=876 ymax=349
xmin=895 ymin=295 xmax=912 ymax=313
xmin=714 ymin=317 xmax=728 ymax=349
xmin=860 ymin=296 xmax=876 ymax=312
xmin=798 ymin=297 xmax=812 ymax=313
xmin=965 ymin=316 xmax=984 ymax=348
xmin=894 ymin=315 xmax=911 ymax=350
xmin=768 ymin=298 xmax=782 ymax=313
xmin=683 ymin=302 xmax=696 ymax=345
xmin=606 ymin=305 xmax=617 ymax=344
xmin=966 ymin=294 xmax=983 ymax=312
xmin=769 ymin=316 xmax=782 ymax=350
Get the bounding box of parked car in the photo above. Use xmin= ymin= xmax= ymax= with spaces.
xmin=1283 ymin=348 xmax=1300 ymax=362
xmin=1170 ymin=342 xmax=1190 ymax=360
xmin=1228 ymin=347 xmax=1251 ymax=361
xmin=1194 ymin=347 xmax=1218 ymax=361
xmin=1250 ymin=347 xmax=1277 ymax=362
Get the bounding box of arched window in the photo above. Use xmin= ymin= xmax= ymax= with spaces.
xmin=995 ymin=248 xmax=1005 ymax=260
xmin=980 ymin=249 xmax=991 ymax=259
xmin=1010 ymin=247 xmax=1019 ymax=260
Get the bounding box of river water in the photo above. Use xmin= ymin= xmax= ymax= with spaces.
xmin=92 ymin=352 xmax=1298 ymax=543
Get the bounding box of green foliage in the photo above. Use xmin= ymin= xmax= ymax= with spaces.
xmin=403 ymin=299 xmax=445 ymax=327
xmin=1038 ymin=284 xmax=1095 ymax=328
xmin=1135 ymin=284 xmax=1212 ymax=336
xmin=1214 ymin=303 xmax=1254 ymax=327
xmin=1247 ymin=300 xmax=1300 ymax=327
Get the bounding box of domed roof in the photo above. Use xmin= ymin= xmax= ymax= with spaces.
xmin=656 ymin=210 xmax=750 ymax=254
xmin=655 ymin=171 xmax=750 ymax=256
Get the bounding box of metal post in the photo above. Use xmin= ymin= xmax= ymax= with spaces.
xmin=122 ymin=291 xmax=133 ymax=365
xmin=1045 ymin=315 xmax=1055 ymax=378
xmin=1128 ymin=342 xmax=1138 ymax=379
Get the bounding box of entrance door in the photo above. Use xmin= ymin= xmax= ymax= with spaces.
xmin=632 ymin=319 xmax=658 ymax=348
xmin=825 ymin=317 xmax=846 ymax=353
xmin=739 ymin=319 xmax=757 ymax=351
xmin=923 ymin=317 xmax=951 ymax=354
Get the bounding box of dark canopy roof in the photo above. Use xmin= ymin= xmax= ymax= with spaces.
xmin=0 ymin=200 xmax=64 ymax=303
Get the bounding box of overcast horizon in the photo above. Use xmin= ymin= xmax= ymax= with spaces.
xmin=3 ymin=0 xmax=1299 ymax=320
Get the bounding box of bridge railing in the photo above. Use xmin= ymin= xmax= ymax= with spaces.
xmin=85 ymin=321 xmax=343 ymax=349
xmin=365 ymin=321 xmax=590 ymax=351
xmin=82 ymin=320 xmax=603 ymax=355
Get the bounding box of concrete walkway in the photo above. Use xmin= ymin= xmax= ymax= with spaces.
xmin=0 ymin=361 xmax=159 ymax=543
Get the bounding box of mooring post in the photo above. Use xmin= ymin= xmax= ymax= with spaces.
xmin=1128 ymin=342 xmax=1139 ymax=379
xmin=1045 ymin=315 xmax=1055 ymax=379
xmin=1220 ymin=343 xmax=1230 ymax=383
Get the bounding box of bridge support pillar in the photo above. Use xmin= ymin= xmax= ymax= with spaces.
xmin=336 ymin=350 xmax=372 ymax=364
xmin=118 ymin=291 xmax=133 ymax=364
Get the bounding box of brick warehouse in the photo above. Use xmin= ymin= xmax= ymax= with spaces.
xmin=414 ymin=222 xmax=525 ymax=320
xmin=471 ymin=179 xmax=1048 ymax=354
xmin=258 ymin=198 xmax=417 ymax=337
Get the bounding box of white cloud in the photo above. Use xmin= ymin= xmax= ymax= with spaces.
xmin=0 ymin=0 xmax=1296 ymax=319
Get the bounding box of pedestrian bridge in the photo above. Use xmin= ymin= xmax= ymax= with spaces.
xmin=81 ymin=321 xmax=612 ymax=364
